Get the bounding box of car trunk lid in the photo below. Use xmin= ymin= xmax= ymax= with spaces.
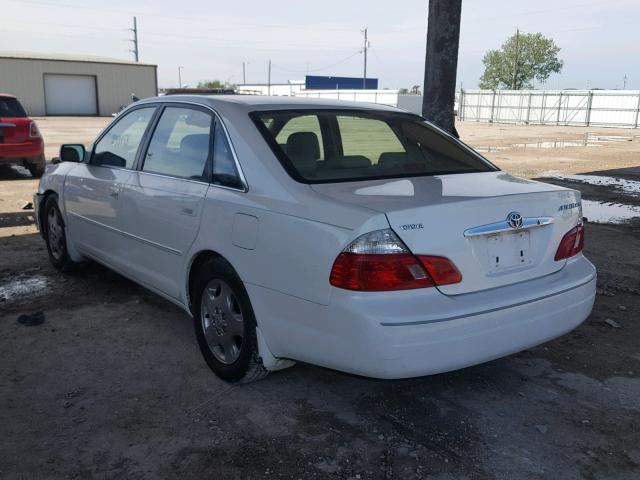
xmin=0 ymin=117 xmax=31 ymax=144
xmin=311 ymin=171 xmax=582 ymax=295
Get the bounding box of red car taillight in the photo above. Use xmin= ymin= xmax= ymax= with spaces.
xmin=29 ymin=121 xmax=41 ymax=138
xmin=329 ymin=229 xmax=461 ymax=291
xmin=554 ymin=224 xmax=585 ymax=261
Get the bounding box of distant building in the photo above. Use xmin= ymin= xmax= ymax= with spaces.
xmin=0 ymin=52 xmax=157 ymax=116
xmin=236 ymin=80 xmax=305 ymax=96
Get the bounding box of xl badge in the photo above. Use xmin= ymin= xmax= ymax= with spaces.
xmin=507 ymin=211 xmax=523 ymax=229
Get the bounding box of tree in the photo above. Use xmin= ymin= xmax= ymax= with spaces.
xmin=197 ymin=79 xmax=224 ymax=89
xmin=479 ymin=31 xmax=563 ymax=90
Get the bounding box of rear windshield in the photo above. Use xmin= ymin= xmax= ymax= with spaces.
xmin=0 ymin=97 xmax=27 ymax=117
xmin=251 ymin=109 xmax=497 ymax=183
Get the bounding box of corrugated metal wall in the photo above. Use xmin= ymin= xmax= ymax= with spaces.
xmin=460 ymin=89 xmax=640 ymax=128
xmin=0 ymin=57 xmax=157 ymax=116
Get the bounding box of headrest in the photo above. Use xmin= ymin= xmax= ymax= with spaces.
xmin=378 ymin=152 xmax=408 ymax=166
xmin=326 ymin=155 xmax=372 ymax=169
xmin=286 ymin=132 xmax=320 ymax=160
xmin=180 ymin=134 xmax=210 ymax=155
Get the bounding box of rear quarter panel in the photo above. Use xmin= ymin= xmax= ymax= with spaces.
xmin=187 ymin=186 xmax=389 ymax=307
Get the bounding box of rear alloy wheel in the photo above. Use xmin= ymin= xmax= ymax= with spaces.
xmin=192 ymin=258 xmax=269 ymax=383
xmin=44 ymin=195 xmax=77 ymax=271
xmin=201 ymin=279 xmax=244 ymax=365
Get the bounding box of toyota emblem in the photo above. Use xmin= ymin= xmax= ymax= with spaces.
xmin=507 ymin=211 xmax=523 ymax=229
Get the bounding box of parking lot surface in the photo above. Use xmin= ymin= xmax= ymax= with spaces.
xmin=1 ymin=118 xmax=639 ymax=479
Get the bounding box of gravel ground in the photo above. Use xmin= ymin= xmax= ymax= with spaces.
xmin=1 ymin=119 xmax=639 ymax=479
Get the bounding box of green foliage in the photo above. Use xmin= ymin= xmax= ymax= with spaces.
xmin=398 ymin=85 xmax=422 ymax=95
xmin=197 ymin=79 xmax=224 ymax=89
xmin=479 ymin=32 xmax=563 ymax=90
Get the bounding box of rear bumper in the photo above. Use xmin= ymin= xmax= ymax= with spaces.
xmin=0 ymin=140 xmax=44 ymax=160
xmin=249 ymin=255 xmax=596 ymax=379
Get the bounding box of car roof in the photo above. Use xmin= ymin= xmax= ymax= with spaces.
xmin=137 ymin=94 xmax=408 ymax=116
xmin=0 ymin=93 xmax=18 ymax=99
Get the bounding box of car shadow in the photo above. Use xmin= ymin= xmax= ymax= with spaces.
xmin=0 ymin=164 xmax=36 ymax=181
xmin=0 ymin=211 xmax=36 ymax=228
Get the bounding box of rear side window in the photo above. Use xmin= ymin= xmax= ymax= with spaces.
xmin=143 ymin=107 xmax=212 ymax=181
xmin=252 ymin=110 xmax=496 ymax=183
xmin=93 ymin=107 xmax=155 ymax=169
xmin=0 ymin=97 xmax=27 ymax=117
xmin=211 ymin=119 xmax=243 ymax=189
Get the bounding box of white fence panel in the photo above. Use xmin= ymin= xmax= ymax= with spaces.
xmin=294 ymin=89 xmax=399 ymax=107
xmin=460 ymin=89 xmax=640 ymax=128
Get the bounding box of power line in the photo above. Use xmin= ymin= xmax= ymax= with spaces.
xmin=270 ymin=50 xmax=362 ymax=75
xmin=6 ymin=0 xmax=357 ymax=32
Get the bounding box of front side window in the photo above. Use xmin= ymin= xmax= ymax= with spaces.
xmin=93 ymin=107 xmax=155 ymax=169
xmin=252 ymin=110 xmax=497 ymax=183
xmin=142 ymin=107 xmax=212 ymax=181
xmin=91 ymin=107 xmax=156 ymax=168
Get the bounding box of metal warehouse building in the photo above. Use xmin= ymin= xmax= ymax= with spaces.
xmin=0 ymin=52 xmax=157 ymax=116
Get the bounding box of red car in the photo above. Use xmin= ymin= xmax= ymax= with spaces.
xmin=0 ymin=94 xmax=45 ymax=177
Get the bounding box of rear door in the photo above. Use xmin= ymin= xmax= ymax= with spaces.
xmin=118 ymin=105 xmax=213 ymax=298
xmin=64 ymin=106 xmax=157 ymax=270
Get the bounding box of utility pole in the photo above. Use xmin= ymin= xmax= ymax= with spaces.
xmin=512 ymin=28 xmax=520 ymax=90
xmin=422 ymin=0 xmax=462 ymax=135
xmin=362 ymin=27 xmax=368 ymax=89
xmin=623 ymin=74 xmax=628 ymax=89
xmin=268 ymin=60 xmax=271 ymax=95
xmin=242 ymin=62 xmax=246 ymax=84
xmin=129 ymin=16 xmax=139 ymax=62
xmin=178 ymin=66 xmax=183 ymax=88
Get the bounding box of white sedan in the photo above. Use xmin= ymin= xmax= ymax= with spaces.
xmin=34 ymin=95 xmax=596 ymax=382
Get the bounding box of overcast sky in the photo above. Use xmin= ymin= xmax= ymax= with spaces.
xmin=4 ymin=0 xmax=639 ymax=90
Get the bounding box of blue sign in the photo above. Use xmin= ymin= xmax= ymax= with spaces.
xmin=305 ymin=75 xmax=378 ymax=90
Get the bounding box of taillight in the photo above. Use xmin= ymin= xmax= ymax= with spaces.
xmin=554 ymin=224 xmax=585 ymax=261
xmin=417 ymin=255 xmax=462 ymax=285
xmin=29 ymin=121 xmax=41 ymax=138
xmin=329 ymin=229 xmax=461 ymax=291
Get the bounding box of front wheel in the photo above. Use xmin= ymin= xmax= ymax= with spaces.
xmin=43 ymin=195 xmax=78 ymax=271
xmin=192 ymin=258 xmax=269 ymax=383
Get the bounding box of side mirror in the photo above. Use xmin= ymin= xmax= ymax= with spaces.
xmin=60 ymin=144 xmax=85 ymax=163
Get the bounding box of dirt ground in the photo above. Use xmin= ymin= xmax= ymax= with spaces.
xmin=1 ymin=118 xmax=639 ymax=479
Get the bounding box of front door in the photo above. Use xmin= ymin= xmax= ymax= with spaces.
xmin=64 ymin=106 xmax=156 ymax=271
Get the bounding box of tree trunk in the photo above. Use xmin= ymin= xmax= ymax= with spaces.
xmin=422 ymin=0 xmax=462 ymax=135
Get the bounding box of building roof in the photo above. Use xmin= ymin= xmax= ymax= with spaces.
xmin=0 ymin=51 xmax=156 ymax=67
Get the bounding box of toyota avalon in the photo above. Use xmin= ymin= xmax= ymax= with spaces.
xmin=34 ymin=95 xmax=596 ymax=382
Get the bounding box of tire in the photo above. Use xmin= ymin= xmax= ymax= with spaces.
xmin=43 ymin=195 xmax=78 ymax=271
xmin=27 ymin=154 xmax=46 ymax=178
xmin=191 ymin=257 xmax=269 ymax=383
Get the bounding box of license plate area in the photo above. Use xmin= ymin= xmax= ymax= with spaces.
xmin=487 ymin=230 xmax=532 ymax=271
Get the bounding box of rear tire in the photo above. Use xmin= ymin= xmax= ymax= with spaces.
xmin=43 ymin=195 xmax=78 ymax=271
xmin=27 ymin=154 xmax=46 ymax=178
xmin=192 ymin=257 xmax=269 ymax=383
